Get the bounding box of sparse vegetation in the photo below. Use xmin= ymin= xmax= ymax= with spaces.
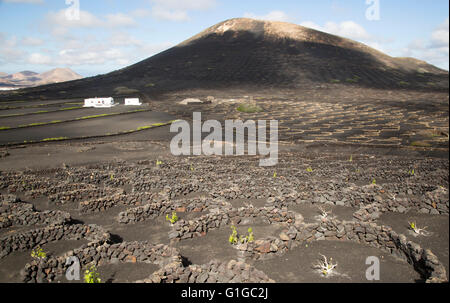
xmin=410 ymin=141 xmax=432 ymax=147
xmin=330 ymin=79 xmax=341 ymax=83
xmin=229 ymin=225 xmax=238 ymax=244
xmin=398 ymin=81 xmax=410 ymax=86
xmin=2 ymin=109 xmax=149 ymax=131
xmin=114 ymin=86 xmax=139 ymax=95
xmin=151 ymin=122 xmax=167 ymax=127
xmin=229 ymin=226 xmax=254 ymax=245
xmin=409 ymin=221 xmax=430 ymax=236
xmin=236 ymin=103 xmax=263 ymax=113
xmin=41 ymin=137 xmax=68 ymax=142
xmin=313 ymin=254 xmax=338 ymax=277
xmin=84 ymin=264 xmax=101 ymax=283
xmin=61 ymin=106 xmax=83 ymax=111
xmin=137 ymin=126 xmax=152 ymax=131
xmin=317 ymin=205 xmax=332 ymax=221
xmin=31 ymin=246 xmax=47 ymax=260
xmin=306 ymin=167 xmax=313 ymax=173
xmin=166 ymin=211 xmax=178 ymax=224
xmin=78 ymin=113 xmax=112 ymax=120
xmin=346 ymin=75 xmax=360 ymax=83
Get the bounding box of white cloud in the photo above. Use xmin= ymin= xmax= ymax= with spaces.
xmin=430 ymin=18 xmax=449 ymax=48
xmin=28 ymin=53 xmax=51 ymax=64
xmin=151 ymin=7 xmax=190 ymax=22
xmin=150 ymin=0 xmax=216 ymax=11
xmin=300 ymin=20 xmax=370 ymax=41
xmin=1 ymin=0 xmax=43 ymax=3
xmin=130 ymin=8 xmax=151 ymax=18
xmin=46 ymin=9 xmax=102 ymax=32
xmin=108 ymin=32 xmax=143 ymax=47
xmin=400 ymin=18 xmax=449 ymax=70
xmin=45 ymin=9 xmax=137 ymax=36
xmin=0 ymin=34 xmax=25 ymax=63
xmin=149 ymin=0 xmax=216 ymax=22
xmin=243 ymin=10 xmax=291 ymax=22
xmin=21 ymin=37 xmax=44 ymax=46
xmin=105 ymin=13 xmax=137 ymax=27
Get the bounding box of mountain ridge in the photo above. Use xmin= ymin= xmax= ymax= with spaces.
xmin=0 ymin=68 xmax=83 ymax=89
xmin=0 ymin=18 xmax=447 ymax=100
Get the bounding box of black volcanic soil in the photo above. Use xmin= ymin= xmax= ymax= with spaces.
xmin=0 ymin=105 xmax=146 ymax=128
xmin=0 ymin=135 xmax=448 ymax=283
xmin=252 ymin=240 xmax=422 ymax=283
xmin=0 ymin=18 xmax=448 ymax=284
xmin=0 ymin=110 xmax=175 ymax=145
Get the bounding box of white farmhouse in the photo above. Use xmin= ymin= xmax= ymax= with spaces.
xmin=84 ymin=97 xmax=116 ymax=108
xmin=124 ymin=98 xmax=142 ymax=106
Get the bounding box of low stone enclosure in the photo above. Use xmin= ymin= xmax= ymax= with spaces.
xmin=147 ymin=204 xmax=447 ymax=283
xmin=0 ymin=194 xmax=71 ymax=229
xmin=9 ymin=203 xmax=447 ymax=283
xmin=0 ymin=154 xmax=448 ymax=283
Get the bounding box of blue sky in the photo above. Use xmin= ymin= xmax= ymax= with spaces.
xmin=0 ymin=0 xmax=448 ymax=76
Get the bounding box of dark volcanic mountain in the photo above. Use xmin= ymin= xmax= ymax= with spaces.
xmin=1 ymin=18 xmax=448 ymax=101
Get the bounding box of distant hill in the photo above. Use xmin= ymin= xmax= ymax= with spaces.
xmin=0 ymin=18 xmax=447 ymax=99
xmin=35 ymin=68 xmax=83 ymax=86
xmin=0 ymin=68 xmax=83 ymax=89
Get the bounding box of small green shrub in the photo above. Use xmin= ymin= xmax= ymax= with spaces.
xmin=229 ymin=226 xmax=254 ymax=245
xmin=229 ymin=225 xmax=238 ymax=245
xmin=84 ymin=264 xmax=101 ymax=283
xmin=166 ymin=211 xmax=178 ymax=224
xmin=408 ymin=221 xmax=430 ymax=236
xmin=31 ymin=246 xmax=47 ymax=259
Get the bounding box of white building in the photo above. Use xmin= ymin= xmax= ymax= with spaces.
xmin=124 ymin=98 xmax=142 ymax=106
xmin=84 ymin=97 xmax=116 ymax=108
